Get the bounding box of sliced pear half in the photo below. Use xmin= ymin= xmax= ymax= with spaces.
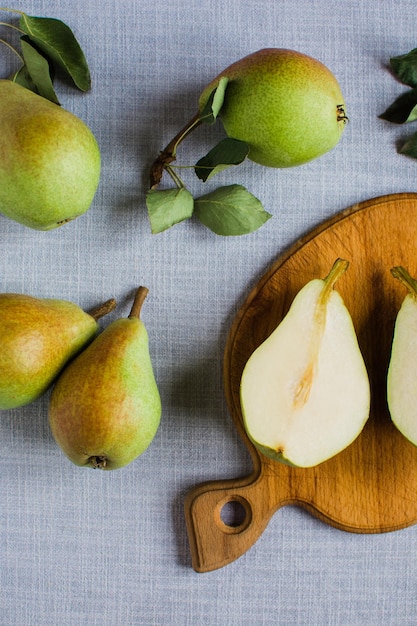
xmin=240 ymin=259 xmax=370 ymax=468
xmin=387 ymin=266 xmax=417 ymax=446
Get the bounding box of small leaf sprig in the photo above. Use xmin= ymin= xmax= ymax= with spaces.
xmin=0 ymin=7 xmax=91 ymax=103
xmin=147 ymin=77 xmax=272 ymax=236
xmin=380 ymin=48 xmax=417 ymax=158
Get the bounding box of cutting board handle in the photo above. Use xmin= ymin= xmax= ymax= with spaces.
xmin=184 ymin=474 xmax=278 ymax=572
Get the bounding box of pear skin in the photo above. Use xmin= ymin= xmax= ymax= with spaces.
xmin=48 ymin=287 xmax=161 ymax=470
xmin=0 ymin=294 xmax=115 ymax=409
xmin=0 ymin=80 xmax=101 ymax=230
xmin=199 ymin=48 xmax=347 ymax=168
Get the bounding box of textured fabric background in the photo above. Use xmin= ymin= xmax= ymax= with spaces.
xmin=1 ymin=0 xmax=417 ymax=624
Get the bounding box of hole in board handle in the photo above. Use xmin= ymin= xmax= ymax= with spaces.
xmin=215 ymin=496 xmax=252 ymax=534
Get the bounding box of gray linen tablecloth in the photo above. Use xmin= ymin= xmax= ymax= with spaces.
xmin=1 ymin=0 xmax=417 ymax=624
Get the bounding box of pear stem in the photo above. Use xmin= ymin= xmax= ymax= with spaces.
xmin=319 ymin=258 xmax=349 ymax=305
xmin=129 ymin=286 xmax=149 ymax=319
xmin=149 ymin=112 xmax=202 ymax=188
xmin=391 ymin=266 xmax=417 ymax=298
xmin=88 ymin=298 xmax=117 ymax=321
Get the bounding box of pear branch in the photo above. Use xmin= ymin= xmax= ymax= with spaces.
xmin=88 ymin=298 xmax=117 ymax=320
xmin=129 ymin=286 xmax=149 ymax=319
xmin=0 ymin=37 xmax=23 ymax=63
xmin=149 ymin=112 xmax=202 ymax=188
xmin=0 ymin=20 xmax=24 ymax=34
xmin=0 ymin=8 xmax=26 ymax=17
xmin=0 ymin=10 xmax=27 ymax=67
xmin=165 ymin=164 xmax=185 ymax=189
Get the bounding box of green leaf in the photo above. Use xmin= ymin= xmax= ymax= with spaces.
xmin=19 ymin=14 xmax=91 ymax=91
xmin=195 ymin=138 xmax=249 ymax=181
xmin=390 ymin=49 xmax=417 ymax=87
xmin=194 ymin=184 xmax=271 ymax=236
xmin=20 ymin=36 xmax=59 ymax=104
xmin=399 ymin=133 xmax=417 ymax=158
xmin=200 ymin=76 xmax=229 ymax=124
xmin=146 ymin=187 xmax=194 ymax=234
xmin=11 ymin=64 xmax=37 ymax=92
xmin=380 ymin=89 xmax=417 ymax=123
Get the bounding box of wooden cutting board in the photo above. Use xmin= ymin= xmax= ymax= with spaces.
xmin=184 ymin=193 xmax=417 ymax=573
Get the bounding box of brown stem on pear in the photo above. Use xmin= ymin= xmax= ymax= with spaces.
xmin=149 ymin=112 xmax=202 ymax=188
xmin=391 ymin=266 xmax=417 ymax=298
xmin=89 ymin=455 xmax=107 ymax=469
xmin=129 ymin=286 xmax=149 ymax=319
xmin=88 ymin=298 xmax=117 ymax=321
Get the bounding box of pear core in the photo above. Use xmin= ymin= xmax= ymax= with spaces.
xmin=199 ymin=48 xmax=347 ymax=168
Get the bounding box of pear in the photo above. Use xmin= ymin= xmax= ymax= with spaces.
xmin=199 ymin=48 xmax=348 ymax=168
xmin=48 ymin=287 xmax=161 ymax=470
xmin=0 ymin=80 xmax=101 ymax=230
xmin=240 ymin=259 xmax=370 ymax=468
xmin=387 ymin=266 xmax=417 ymax=446
xmin=0 ymin=293 xmax=116 ymax=409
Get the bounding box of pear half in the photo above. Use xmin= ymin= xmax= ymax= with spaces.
xmin=240 ymin=259 xmax=370 ymax=468
xmin=387 ymin=266 xmax=417 ymax=446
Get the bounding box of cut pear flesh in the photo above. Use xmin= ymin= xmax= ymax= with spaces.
xmin=240 ymin=259 xmax=370 ymax=468
xmin=387 ymin=266 xmax=417 ymax=446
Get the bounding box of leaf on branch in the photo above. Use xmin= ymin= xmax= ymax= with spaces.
xmin=194 ymin=138 xmax=249 ymax=181
xmin=399 ymin=133 xmax=417 ymax=159
xmin=390 ymin=48 xmax=417 ymax=88
xmin=380 ymin=88 xmax=417 ymax=124
xmin=146 ymin=187 xmax=194 ymax=234
xmin=11 ymin=64 xmax=37 ymax=92
xmin=194 ymin=184 xmax=271 ymax=236
xmin=19 ymin=14 xmax=91 ymax=91
xmin=20 ymin=36 xmax=59 ymax=104
xmin=199 ymin=76 xmax=229 ymax=124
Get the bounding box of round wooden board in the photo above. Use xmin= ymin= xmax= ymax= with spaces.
xmin=184 ymin=193 xmax=417 ymax=572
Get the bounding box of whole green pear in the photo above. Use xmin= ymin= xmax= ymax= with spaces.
xmin=0 ymin=293 xmax=115 ymax=409
xmin=199 ymin=48 xmax=347 ymax=168
xmin=0 ymin=80 xmax=101 ymax=230
xmin=48 ymin=287 xmax=161 ymax=470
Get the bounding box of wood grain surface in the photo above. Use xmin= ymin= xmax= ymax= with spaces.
xmin=184 ymin=193 xmax=417 ymax=573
